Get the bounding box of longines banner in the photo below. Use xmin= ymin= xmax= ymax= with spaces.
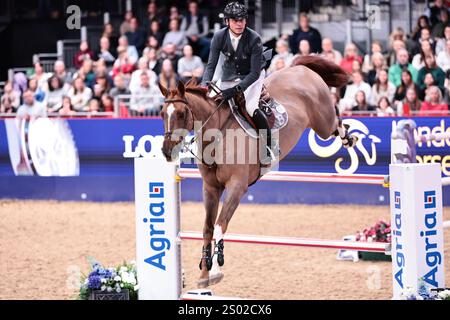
xmin=0 ymin=117 xmax=450 ymax=177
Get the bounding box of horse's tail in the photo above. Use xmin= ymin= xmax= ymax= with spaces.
xmin=291 ymin=55 xmax=349 ymax=88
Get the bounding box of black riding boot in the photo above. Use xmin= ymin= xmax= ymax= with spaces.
xmin=252 ymin=109 xmax=273 ymax=165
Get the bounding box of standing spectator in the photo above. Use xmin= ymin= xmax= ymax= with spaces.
xmin=112 ymin=46 xmax=136 ymax=83
xmin=95 ymin=37 xmax=116 ymax=67
xmin=436 ymin=26 xmax=450 ymax=54
xmin=120 ymin=11 xmax=134 ymax=36
xmin=74 ymin=41 xmax=94 ymax=69
xmin=376 ymin=96 xmax=395 ymax=117
xmin=432 ymin=8 xmax=450 ymax=38
xmin=420 ymin=85 xmax=449 ymax=115
xmin=417 ymin=54 xmax=446 ymax=93
xmin=340 ymin=43 xmax=363 ymax=74
xmin=339 ymin=71 xmax=372 ymax=112
xmin=163 ymin=19 xmax=188 ymax=56
xmin=126 ymin=18 xmax=147 ymax=54
xmin=177 ymin=45 xmax=204 ymax=83
xmin=158 ymin=58 xmax=179 ymax=91
xmin=110 ymin=75 xmax=131 ymax=99
xmin=370 ymin=69 xmax=396 ymax=106
xmin=397 ymin=87 xmax=422 ymax=116
xmin=437 ymin=39 xmax=450 ymax=71
xmin=46 ymin=76 xmax=65 ymax=112
xmin=59 ymin=96 xmax=75 ymax=116
xmin=180 ymin=0 xmax=211 ymax=62
xmin=16 ymin=89 xmax=46 ymax=119
xmin=130 ymin=58 xmax=158 ymax=92
xmin=388 ymin=49 xmax=418 ymax=87
xmin=366 ymin=52 xmax=387 ymax=86
xmin=321 ymin=38 xmax=342 ymax=65
xmin=362 ymin=41 xmax=384 ymax=74
xmin=130 ymin=72 xmax=163 ymax=116
xmin=268 ymin=39 xmax=294 ymax=74
xmin=411 ymin=15 xmax=432 ymax=42
xmin=394 ymin=69 xmax=420 ymax=102
xmin=67 ymin=77 xmax=93 ymax=112
xmin=289 ymin=13 xmax=322 ymax=54
xmin=0 ymin=81 xmax=20 ymax=113
xmin=118 ymin=36 xmax=139 ymax=65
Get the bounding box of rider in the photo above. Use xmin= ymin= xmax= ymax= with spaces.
xmin=201 ymin=1 xmax=275 ymax=165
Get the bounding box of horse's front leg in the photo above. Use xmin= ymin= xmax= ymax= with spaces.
xmin=198 ymin=182 xmax=224 ymax=288
xmin=208 ymin=178 xmax=248 ymax=285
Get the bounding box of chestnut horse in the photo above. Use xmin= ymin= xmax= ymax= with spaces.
xmin=158 ymin=56 xmax=355 ymax=288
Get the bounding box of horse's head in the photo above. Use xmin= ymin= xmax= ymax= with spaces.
xmin=159 ymin=80 xmax=195 ymax=162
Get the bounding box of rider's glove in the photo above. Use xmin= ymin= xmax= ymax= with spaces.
xmin=221 ymin=86 xmax=238 ymax=100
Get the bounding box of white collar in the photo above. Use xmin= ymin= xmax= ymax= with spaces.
xmin=229 ymin=30 xmax=243 ymax=42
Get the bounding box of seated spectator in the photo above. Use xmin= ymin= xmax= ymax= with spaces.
xmin=371 ymin=69 xmax=395 ymax=106
xmin=28 ymin=78 xmax=47 ymax=104
xmin=180 ymin=0 xmax=211 ymax=61
xmin=102 ymin=23 xmax=119 ymax=51
xmin=339 ymin=70 xmax=372 ymax=112
xmin=388 ymin=49 xmax=418 ymax=87
xmin=112 ymin=46 xmax=136 ymax=84
xmin=411 ymin=15 xmax=432 ymax=42
xmin=130 ymin=58 xmax=158 ymax=92
xmin=46 ymin=75 xmax=65 ymax=112
xmin=340 ymin=43 xmax=363 ymax=74
xmin=386 ymin=39 xmax=406 ymax=66
xmin=366 ymin=52 xmax=387 ymax=86
xmin=397 ymin=87 xmax=422 ymax=116
xmin=101 ymin=94 xmax=114 ymax=113
xmin=74 ymin=40 xmax=94 ymax=69
xmin=144 ymin=1 xmax=167 ymax=33
xmin=160 ymin=43 xmax=181 ymax=73
xmin=88 ymin=98 xmax=101 ymax=115
xmin=148 ymin=20 xmax=164 ymax=47
xmin=429 ymin=0 xmax=449 ymax=27
xmin=417 ymin=54 xmax=446 ymax=93
xmin=96 ymin=37 xmax=116 ymax=67
xmin=30 ymin=62 xmax=51 ymax=91
xmin=158 ymin=58 xmax=179 ymax=90
xmin=436 ymin=26 xmax=450 ymax=54
xmin=432 ymin=8 xmax=450 ymax=39
xmin=293 ymin=40 xmax=311 ymax=60
xmin=362 ymin=41 xmax=384 ymax=74
xmin=169 ymin=5 xmax=183 ymax=24
xmin=126 ymin=18 xmax=147 ymax=53
xmin=53 ymin=60 xmax=72 ymax=89
xmin=94 ymin=60 xmax=113 ymax=88
xmin=94 ymin=72 xmax=112 ymax=95
xmin=394 ymin=69 xmax=420 ymax=102
xmin=376 ymin=96 xmax=395 ymax=117
xmin=420 ymin=85 xmax=449 ymax=115
xmin=118 ymin=36 xmax=139 ymax=65
xmin=418 ymin=27 xmax=435 ymax=49
xmin=75 ymin=59 xmax=96 ymax=89
xmin=162 ymin=18 xmax=188 ymax=56
xmin=0 ymin=81 xmax=20 ymax=113
xmin=13 ymin=72 xmax=28 ymax=95
xmin=146 ymin=47 xmax=162 ymax=74
xmin=289 ymin=13 xmax=322 ymax=54
xmin=16 ymin=89 xmax=46 ymax=119
xmin=351 ymin=90 xmax=374 ymax=114
xmin=419 ymin=72 xmax=438 ymax=100
xmin=412 ymin=40 xmax=435 ymax=70
xmin=268 ymin=39 xmax=294 ymax=74
xmin=110 ymin=75 xmax=131 ymax=98
xmin=120 ymin=10 xmax=134 ymax=36
xmin=321 ymin=38 xmax=342 ymax=65
xmin=177 ymin=45 xmax=204 ymax=83
xmin=59 ymin=96 xmax=76 ymax=116
xmin=67 ymin=77 xmax=93 ymax=112
xmin=130 ymin=72 xmax=163 ymax=116
xmin=437 ymin=39 xmax=450 ymax=71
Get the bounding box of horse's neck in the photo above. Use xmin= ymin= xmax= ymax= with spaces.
xmin=188 ymin=93 xmax=231 ymax=131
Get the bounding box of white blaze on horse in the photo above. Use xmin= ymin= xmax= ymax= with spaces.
xmin=158 ymin=55 xmax=357 ymax=288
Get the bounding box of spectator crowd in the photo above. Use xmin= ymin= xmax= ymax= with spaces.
xmin=1 ymin=0 xmax=450 ymax=118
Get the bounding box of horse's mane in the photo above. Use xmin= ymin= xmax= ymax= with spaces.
xmin=184 ymin=79 xmax=210 ymax=98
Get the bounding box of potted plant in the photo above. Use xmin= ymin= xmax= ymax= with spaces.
xmin=355 ymin=219 xmax=392 ymax=261
xmin=400 ymin=280 xmax=450 ymax=300
xmin=78 ymin=258 xmax=139 ymax=300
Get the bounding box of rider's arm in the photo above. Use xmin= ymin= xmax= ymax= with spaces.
xmin=201 ymin=33 xmax=220 ymax=86
xmin=238 ymin=37 xmax=263 ymax=92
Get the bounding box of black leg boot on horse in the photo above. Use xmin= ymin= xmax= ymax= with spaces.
xmin=252 ymin=109 xmax=276 ymax=166
xmin=333 ymin=106 xmax=359 ymax=148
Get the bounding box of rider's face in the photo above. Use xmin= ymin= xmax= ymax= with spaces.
xmin=228 ymin=18 xmax=246 ymax=35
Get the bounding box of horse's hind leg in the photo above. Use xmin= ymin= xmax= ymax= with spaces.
xmin=198 ymin=183 xmax=224 ymax=288
xmin=333 ymin=105 xmax=358 ymax=148
xmin=208 ymin=178 xmax=248 ymax=285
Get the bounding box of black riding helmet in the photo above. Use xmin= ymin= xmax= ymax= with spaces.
xmin=223 ymin=1 xmax=248 ymax=20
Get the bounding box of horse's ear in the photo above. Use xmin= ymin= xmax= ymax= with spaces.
xmin=177 ymin=80 xmax=185 ymax=97
xmin=158 ymin=82 xmax=169 ymax=97
xmin=186 ymin=77 xmax=197 ymax=87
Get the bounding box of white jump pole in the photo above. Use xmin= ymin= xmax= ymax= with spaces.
xmin=390 ymin=163 xmax=445 ymax=299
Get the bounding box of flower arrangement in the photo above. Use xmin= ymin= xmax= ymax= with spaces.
xmin=79 ymin=257 xmax=139 ymax=300
xmin=400 ymin=279 xmax=450 ymax=300
xmin=356 ymin=219 xmax=391 ymax=243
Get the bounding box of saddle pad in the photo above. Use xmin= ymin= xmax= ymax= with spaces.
xmin=231 ymin=99 xmax=289 ymax=139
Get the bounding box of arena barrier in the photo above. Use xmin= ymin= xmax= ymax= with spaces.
xmin=134 ymin=157 xmax=446 ymax=300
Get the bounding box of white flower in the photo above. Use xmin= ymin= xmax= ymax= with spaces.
xmin=438 ymin=290 xmax=450 ymax=300
xmin=84 ymin=279 xmax=89 ymax=285
xmin=120 ymin=266 xmax=128 ymax=273
xmin=106 ymin=286 xmax=113 ymax=292
xmin=129 ymin=260 xmax=136 ymax=266
xmin=116 ymin=287 xmax=122 ymax=293
xmin=101 ymin=278 xmax=107 ymax=284
xmin=120 ymin=283 xmax=124 ymax=288
xmin=133 ymin=285 xmax=139 ymax=291
xmin=114 ymin=276 xmax=121 ymax=282
xmin=101 ymin=285 xmax=106 ymax=291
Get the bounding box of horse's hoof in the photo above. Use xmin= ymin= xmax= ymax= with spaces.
xmin=208 ymin=272 xmax=224 ymax=286
xmin=197 ymin=278 xmax=209 ymax=289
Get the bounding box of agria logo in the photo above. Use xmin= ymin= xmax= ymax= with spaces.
xmin=394 ymin=191 xmax=401 ymax=209
xmin=420 ymin=190 xmax=442 ymax=287
xmin=143 ymin=182 xmax=171 ymax=271
xmin=392 ymin=191 xmax=405 ymax=289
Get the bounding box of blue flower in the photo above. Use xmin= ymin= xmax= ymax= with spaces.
xmin=88 ymin=274 xmax=102 ymax=289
